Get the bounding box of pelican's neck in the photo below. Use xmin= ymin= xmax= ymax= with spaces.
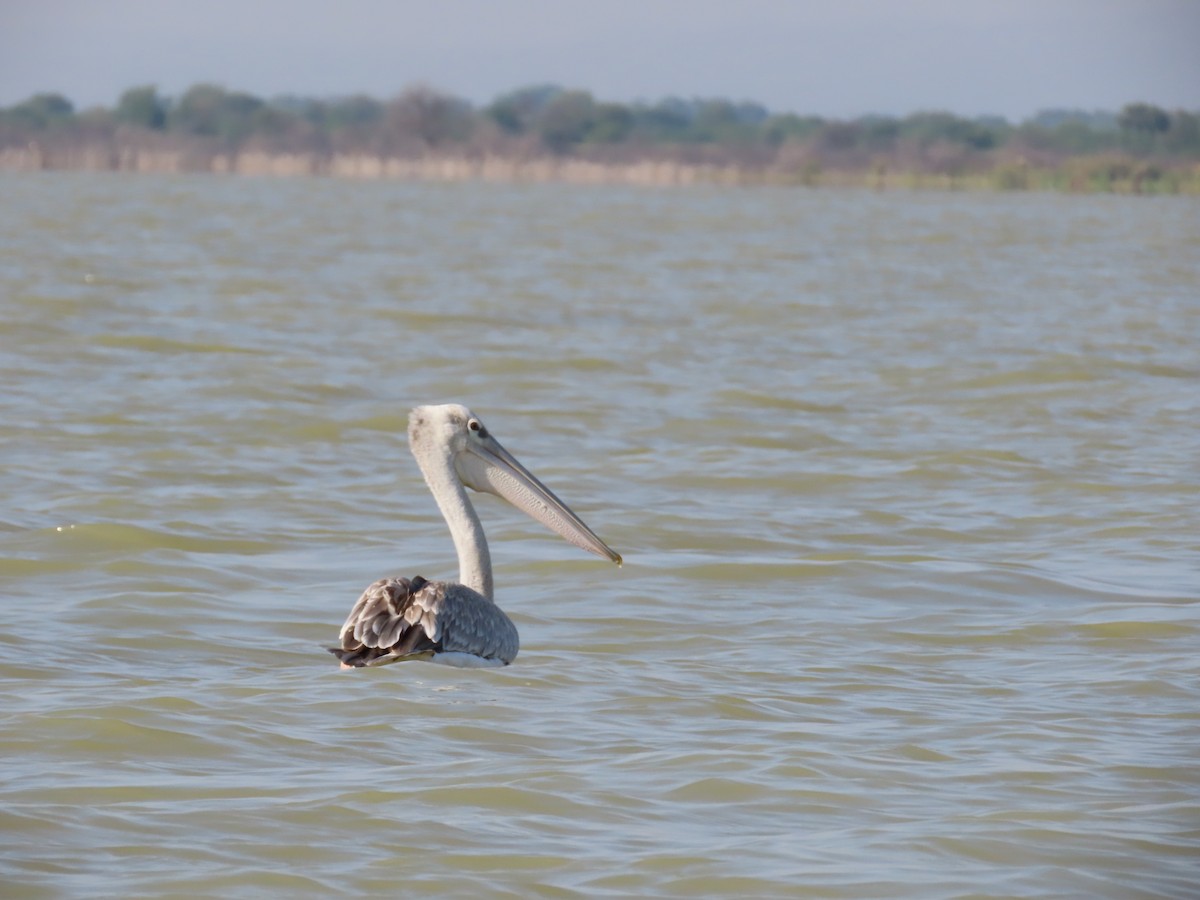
xmin=414 ymin=442 xmax=494 ymax=602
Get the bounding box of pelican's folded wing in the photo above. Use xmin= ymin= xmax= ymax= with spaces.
xmin=328 ymin=576 xmax=520 ymax=668
xmin=328 ymin=576 xmax=442 ymax=667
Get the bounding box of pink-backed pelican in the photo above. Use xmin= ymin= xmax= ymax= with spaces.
xmin=329 ymin=404 xmax=621 ymax=668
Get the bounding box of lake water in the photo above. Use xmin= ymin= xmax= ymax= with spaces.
xmin=1 ymin=173 xmax=1198 ymax=898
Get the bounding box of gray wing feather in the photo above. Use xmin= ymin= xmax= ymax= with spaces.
xmin=329 ymin=576 xmax=519 ymax=668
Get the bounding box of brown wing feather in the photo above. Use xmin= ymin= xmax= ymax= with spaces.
xmin=328 ymin=575 xmax=520 ymax=668
xmin=327 ymin=576 xmax=441 ymax=668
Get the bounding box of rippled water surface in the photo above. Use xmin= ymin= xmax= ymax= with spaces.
xmin=2 ymin=173 xmax=1198 ymax=898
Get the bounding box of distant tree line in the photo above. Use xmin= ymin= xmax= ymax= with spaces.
xmin=2 ymin=83 xmax=1197 ymax=190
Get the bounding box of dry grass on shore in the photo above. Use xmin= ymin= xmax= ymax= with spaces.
xmin=2 ymin=142 xmax=1196 ymax=195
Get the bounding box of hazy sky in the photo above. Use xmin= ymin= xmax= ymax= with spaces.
xmin=2 ymin=1 xmax=1197 ymax=121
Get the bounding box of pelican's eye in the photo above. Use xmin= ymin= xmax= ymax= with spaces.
xmin=468 ymin=419 xmax=488 ymax=438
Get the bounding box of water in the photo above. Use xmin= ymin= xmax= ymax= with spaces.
xmin=1 ymin=173 xmax=1198 ymax=898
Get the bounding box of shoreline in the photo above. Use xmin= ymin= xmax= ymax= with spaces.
xmin=1 ymin=144 xmax=1196 ymax=194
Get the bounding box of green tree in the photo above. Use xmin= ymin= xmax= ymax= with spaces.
xmin=6 ymin=92 xmax=74 ymax=127
xmin=901 ymin=112 xmax=999 ymax=149
xmin=115 ymin=85 xmax=166 ymax=129
xmin=1118 ymin=103 xmax=1170 ymax=134
xmin=170 ymin=84 xmax=265 ymax=142
xmin=1162 ymin=110 xmax=1200 ymax=155
xmin=762 ymin=113 xmax=824 ymax=145
xmin=1117 ymin=103 xmax=1172 ymax=154
xmin=692 ymin=100 xmax=743 ymax=141
xmin=588 ymin=102 xmax=633 ymax=142
xmin=322 ymin=94 xmax=384 ymax=129
xmin=385 ymin=85 xmax=473 ymax=147
xmin=630 ymin=98 xmax=693 ymax=142
xmin=485 ymin=85 xmax=562 ymax=135
xmin=817 ymin=121 xmax=861 ymax=151
xmin=537 ymin=90 xmax=596 ymax=151
xmin=1040 ymin=119 xmax=1110 ymax=154
xmin=1029 ymin=109 xmax=1116 ymax=130
xmin=857 ymin=116 xmax=901 ymax=151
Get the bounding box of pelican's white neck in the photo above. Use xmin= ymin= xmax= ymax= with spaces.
xmin=410 ymin=424 xmax=494 ymax=601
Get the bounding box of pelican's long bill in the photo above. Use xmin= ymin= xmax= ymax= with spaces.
xmin=456 ymin=432 xmax=622 ymax=567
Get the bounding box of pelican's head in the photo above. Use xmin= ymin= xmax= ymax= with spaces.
xmin=408 ymin=404 xmax=622 ymax=565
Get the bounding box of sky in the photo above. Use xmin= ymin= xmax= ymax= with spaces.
xmin=2 ymin=0 xmax=1198 ymax=122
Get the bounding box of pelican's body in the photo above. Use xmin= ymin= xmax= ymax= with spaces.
xmin=329 ymin=404 xmax=620 ymax=669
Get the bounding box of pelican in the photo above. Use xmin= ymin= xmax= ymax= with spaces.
xmin=329 ymin=403 xmax=621 ymax=668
